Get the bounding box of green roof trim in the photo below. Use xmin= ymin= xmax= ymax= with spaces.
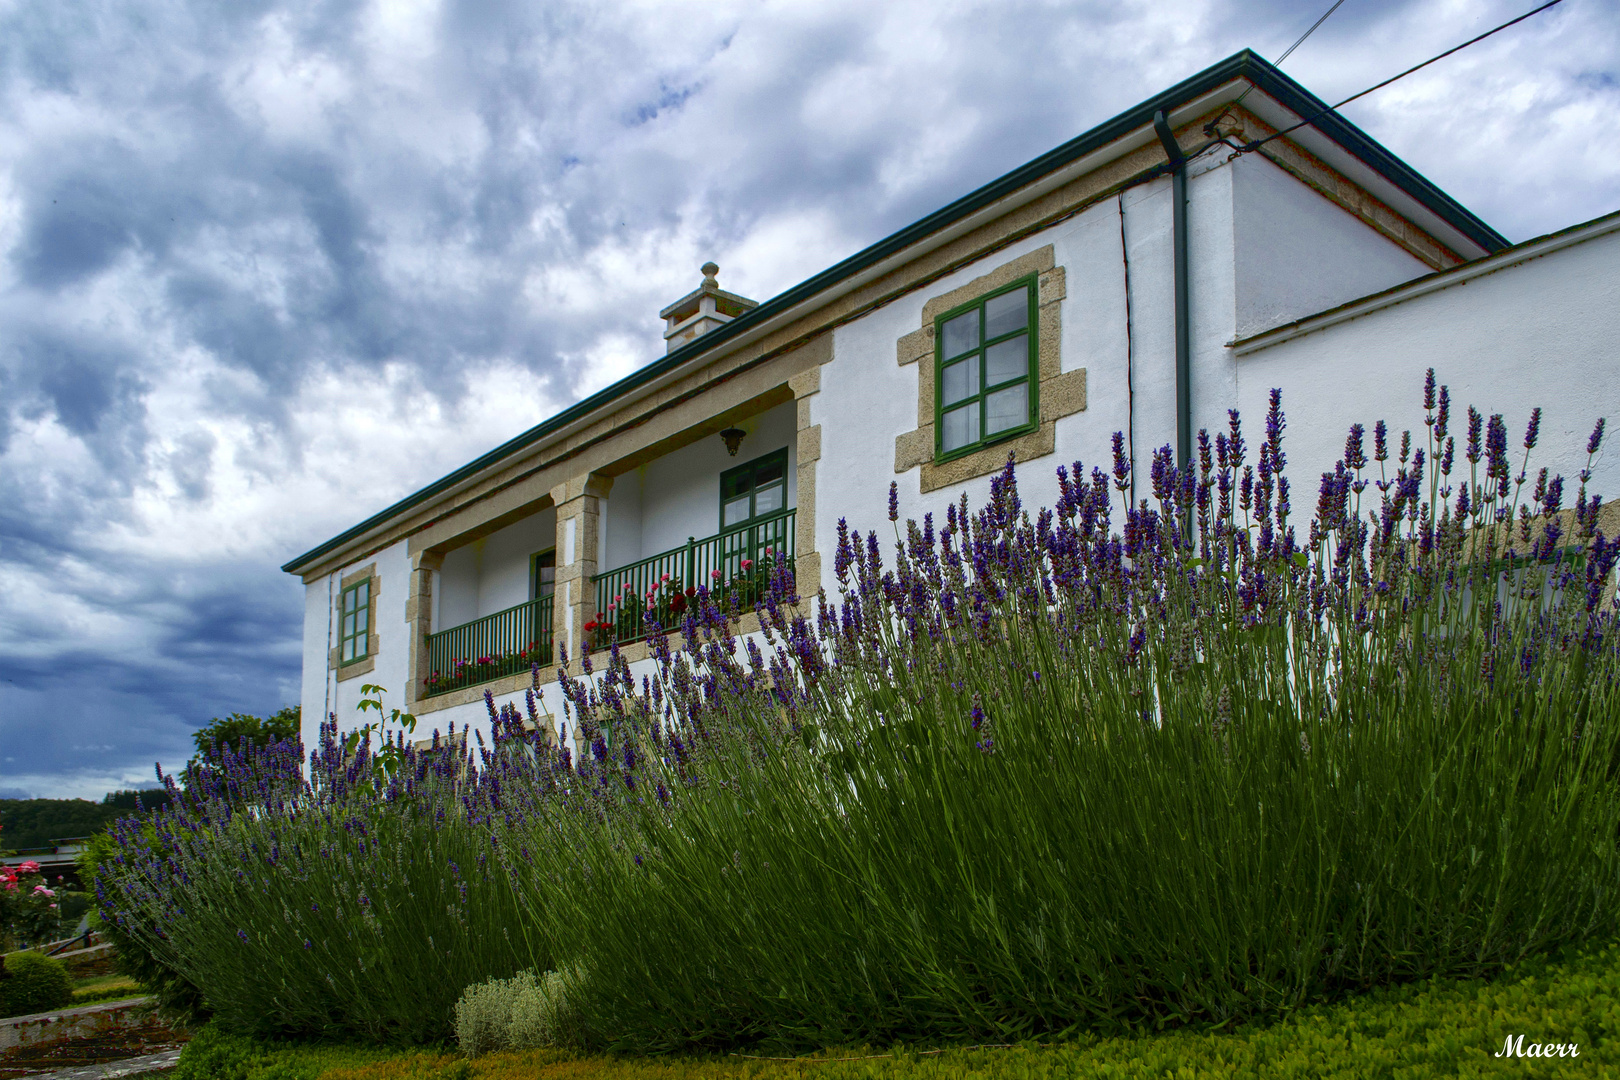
xmin=283 ymin=48 xmax=1506 ymax=575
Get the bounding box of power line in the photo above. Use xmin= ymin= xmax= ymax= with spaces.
xmin=1242 ymin=0 xmax=1564 ymax=153
xmin=1275 ymin=0 xmax=1348 ymax=67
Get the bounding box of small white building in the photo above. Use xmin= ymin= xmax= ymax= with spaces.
xmin=282 ymin=50 xmax=1619 ymax=750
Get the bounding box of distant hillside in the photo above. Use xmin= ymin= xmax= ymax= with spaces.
xmin=1 ymin=791 xmax=171 ymax=852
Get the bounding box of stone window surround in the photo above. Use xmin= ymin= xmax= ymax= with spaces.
xmin=332 ymin=564 xmax=379 ymax=682
xmin=894 ymin=244 xmax=1086 ymax=492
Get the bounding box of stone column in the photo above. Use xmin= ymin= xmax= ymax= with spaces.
xmin=790 ymin=367 xmax=823 ymax=596
xmin=550 ymin=473 xmax=613 ymax=670
xmin=404 ymin=550 xmax=444 ymax=708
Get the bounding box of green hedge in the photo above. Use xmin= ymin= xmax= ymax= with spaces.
xmin=1 ymin=950 xmax=74 ymax=1017
xmin=172 ymin=940 xmax=1618 ymax=1078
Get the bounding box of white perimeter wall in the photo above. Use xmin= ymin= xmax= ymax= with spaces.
xmin=1236 ymin=221 xmax=1620 ymax=507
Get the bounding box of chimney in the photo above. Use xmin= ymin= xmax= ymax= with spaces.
xmin=660 ymin=262 xmax=758 ymax=353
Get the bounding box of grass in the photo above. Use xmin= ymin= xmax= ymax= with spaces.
xmin=172 ymin=939 xmax=1619 ymax=1078
xmin=70 ymin=972 xmax=146 ymax=1006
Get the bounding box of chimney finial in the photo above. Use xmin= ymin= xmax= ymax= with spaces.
xmin=660 ymin=261 xmax=757 ymax=353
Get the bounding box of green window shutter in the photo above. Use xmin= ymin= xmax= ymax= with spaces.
xmin=934 ymin=276 xmax=1039 ymax=461
xmin=339 ymin=579 xmax=371 ymax=666
xmin=718 ymin=447 xmax=790 ymax=531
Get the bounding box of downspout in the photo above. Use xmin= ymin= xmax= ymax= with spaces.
xmin=1153 ymin=110 xmax=1192 ymax=474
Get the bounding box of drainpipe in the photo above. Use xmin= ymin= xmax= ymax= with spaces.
xmin=1153 ymin=110 xmax=1192 ymax=474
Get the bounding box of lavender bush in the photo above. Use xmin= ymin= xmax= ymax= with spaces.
xmin=96 ymin=376 xmax=1620 ymax=1050
xmin=94 ymin=702 xmax=556 ymax=1041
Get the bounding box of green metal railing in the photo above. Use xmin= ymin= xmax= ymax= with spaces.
xmin=423 ymin=594 xmax=553 ymax=697
xmin=591 ymin=509 xmax=795 ymax=646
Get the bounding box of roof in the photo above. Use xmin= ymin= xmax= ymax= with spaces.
xmin=283 ymin=48 xmax=1508 ymax=575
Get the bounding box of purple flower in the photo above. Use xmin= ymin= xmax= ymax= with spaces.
xmin=1343 ymin=424 xmax=1366 ymax=471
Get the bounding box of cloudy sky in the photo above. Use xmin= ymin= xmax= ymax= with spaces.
xmin=1 ymin=0 xmax=1616 ymax=800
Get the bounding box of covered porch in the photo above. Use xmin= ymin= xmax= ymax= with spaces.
xmin=418 ymin=393 xmax=806 ymax=701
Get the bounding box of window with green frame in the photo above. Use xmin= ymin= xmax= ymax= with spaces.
xmin=339 ymin=578 xmax=371 ymax=665
xmin=720 ymin=447 xmax=789 ymax=530
xmin=934 ymin=275 xmax=1038 ymax=459
xmin=531 ymin=548 xmax=556 ymax=600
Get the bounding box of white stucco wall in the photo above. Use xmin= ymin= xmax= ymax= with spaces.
xmin=602 ymin=469 xmax=643 ymax=572
xmin=814 ymin=152 xmax=1490 ymax=551
xmin=603 ymin=400 xmax=798 ymax=566
xmin=817 ymin=160 xmax=1248 ymax=551
xmin=1235 ymin=221 xmax=1620 ymax=508
xmin=1231 ymin=153 xmax=1431 ymax=341
xmin=434 ymin=508 xmax=557 ymax=633
xmin=298 ymin=538 xmax=413 ymax=752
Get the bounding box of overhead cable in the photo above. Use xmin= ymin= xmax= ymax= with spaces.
xmin=1207 ymin=0 xmax=1347 ymax=136
xmin=1240 ymin=0 xmax=1564 ymax=153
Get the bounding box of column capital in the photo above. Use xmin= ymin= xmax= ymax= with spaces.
xmin=551 ymin=473 xmax=614 ymax=507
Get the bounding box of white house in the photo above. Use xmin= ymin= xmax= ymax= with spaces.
xmin=281 ymin=50 xmax=1619 ymax=751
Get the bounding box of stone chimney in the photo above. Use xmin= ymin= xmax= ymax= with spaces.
xmin=660 ymin=262 xmax=758 ymax=353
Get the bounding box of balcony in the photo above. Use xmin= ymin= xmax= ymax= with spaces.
xmin=423 ymin=594 xmax=555 ymax=698
xmin=422 ymin=509 xmax=798 ymax=698
xmin=590 ymin=508 xmax=796 ymax=647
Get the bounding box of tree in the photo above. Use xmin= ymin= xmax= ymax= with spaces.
xmin=101 ymin=789 xmax=175 ymax=813
xmin=187 ymin=706 xmax=301 ymax=770
xmin=0 ymin=800 xmax=123 ymax=853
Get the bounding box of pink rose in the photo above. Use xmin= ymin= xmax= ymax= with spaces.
xmin=19 ymin=861 xmax=40 ymax=874
xmin=711 ymin=570 xmax=722 ymax=580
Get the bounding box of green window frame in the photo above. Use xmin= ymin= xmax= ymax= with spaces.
xmin=719 ymin=447 xmax=790 ymax=531
xmin=933 ymin=274 xmax=1039 ymax=461
xmin=530 ymin=547 xmax=556 ymax=600
xmin=339 ymin=578 xmax=371 ymax=666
